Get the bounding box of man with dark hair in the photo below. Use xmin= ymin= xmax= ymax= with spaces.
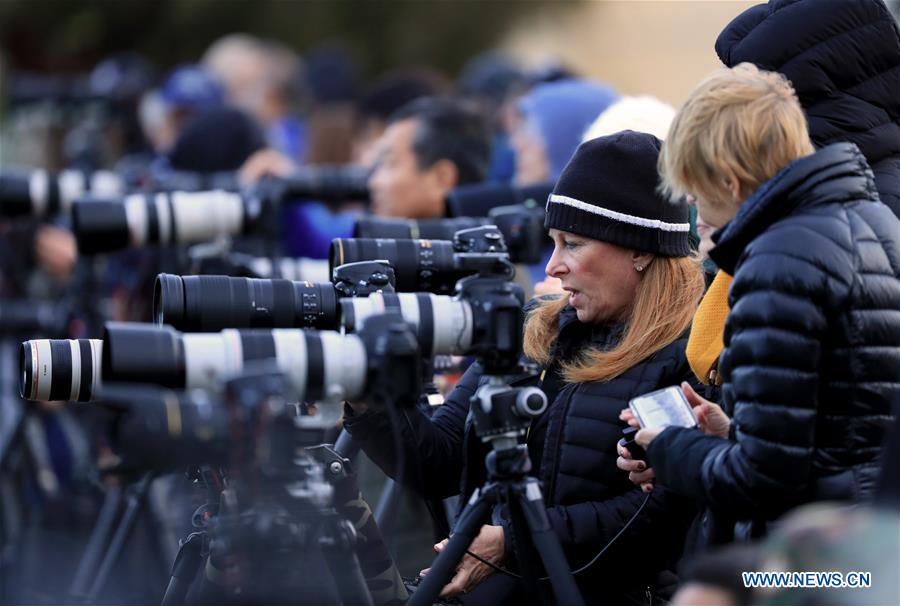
xmin=367 ymin=96 xmax=491 ymax=218
xmin=352 ymin=68 xmax=451 ymax=163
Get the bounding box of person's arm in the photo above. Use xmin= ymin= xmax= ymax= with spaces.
xmin=646 ymin=244 xmax=839 ymax=518
xmin=343 ymin=362 xmax=483 ymax=498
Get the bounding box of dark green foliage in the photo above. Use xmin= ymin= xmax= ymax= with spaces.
xmin=0 ymin=0 xmax=568 ymax=77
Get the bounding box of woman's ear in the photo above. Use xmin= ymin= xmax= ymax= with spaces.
xmin=632 ymin=251 xmax=655 ymax=273
xmin=720 ymin=165 xmax=746 ymax=203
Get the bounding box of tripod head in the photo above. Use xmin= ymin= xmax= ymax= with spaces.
xmin=470 ymin=376 xmax=547 ymax=479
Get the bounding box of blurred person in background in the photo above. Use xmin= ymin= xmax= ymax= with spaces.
xmin=632 ymin=63 xmax=900 ymax=547
xmin=140 ymin=64 xmax=224 ymax=156
xmin=457 ymin=52 xmax=530 ymax=183
xmin=237 ymin=67 xmax=453 ymax=258
xmin=166 ymin=105 xmax=264 ymax=173
xmin=23 ymin=54 xmax=159 ymax=284
xmin=203 ymin=34 xmax=309 ymax=163
xmin=302 ymin=43 xmax=361 ymax=166
xmin=351 ymin=68 xmax=453 ymax=166
xmin=366 ymin=96 xmax=491 ymax=219
xmin=237 ymin=66 xmax=449 ymax=178
xmin=510 ymin=79 xmax=617 ymax=187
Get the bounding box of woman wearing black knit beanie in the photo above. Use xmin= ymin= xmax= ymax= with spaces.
xmin=344 ymin=130 xmax=706 ymax=605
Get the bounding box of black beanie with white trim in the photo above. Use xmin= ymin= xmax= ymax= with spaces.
xmin=545 ymin=130 xmax=691 ymax=257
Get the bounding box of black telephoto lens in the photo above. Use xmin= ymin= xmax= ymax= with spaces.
xmin=99 ymin=384 xmax=230 ymax=473
xmin=329 ymin=238 xmax=460 ymax=293
xmin=154 ymin=273 xmax=339 ymax=332
xmin=20 ymin=338 xmax=102 ymax=402
xmin=0 ymin=170 xmax=40 ymax=217
xmin=102 ymin=322 xmax=186 ymax=388
xmin=353 ymin=216 xmax=487 ymax=241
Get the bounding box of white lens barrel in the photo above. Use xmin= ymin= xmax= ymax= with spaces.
xmin=170 ymin=191 xmax=244 ymax=244
xmin=28 ymin=170 xmax=50 ymax=218
xmin=272 ymin=329 xmax=309 ymax=400
xmin=124 ymin=194 xmax=150 ymax=246
xmin=182 ymin=331 xmax=245 ymax=393
xmin=319 ymin=331 xmax=366 ymax=402
xmin=431 ymin=295 xmax=473 ymax=354
xmin=23 ymin=338 xmax=103 ymax=402
xmin=345 ymin=293 xmax=473 ymax=355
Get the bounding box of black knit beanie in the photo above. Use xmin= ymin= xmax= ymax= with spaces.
xmin=544 ymin=130 xmax=691 ymax=257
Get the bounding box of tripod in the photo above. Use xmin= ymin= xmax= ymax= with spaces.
xmin=159 ymin=449 xmax=376 ymax=606
xmin=407 ymin=379 xmax=586 ymax=606
xmin=67 ymin=472 xmax=157 ymax=604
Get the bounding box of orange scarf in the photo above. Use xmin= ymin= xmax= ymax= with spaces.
xmin=686 ymin=270 xmax=733 ymax=385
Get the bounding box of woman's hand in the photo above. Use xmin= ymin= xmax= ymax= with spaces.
xmin=634 ymin=426 xmax=665 ymax=449
xmin=681 ymin=382 xmax=730 ymax=438
xmin=632 ymin=382 xmax=731 ymax=450
xmin=616 ymin=439 xmax=655 ymax=492
xmin=419 ymin=525 xmax=505 ymax=597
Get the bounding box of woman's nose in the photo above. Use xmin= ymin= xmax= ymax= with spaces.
xmin=546 ymin=250 xmax=567 ymax=278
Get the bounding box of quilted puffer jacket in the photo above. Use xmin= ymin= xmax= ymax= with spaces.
xmin=346 ymin=306 xmax=696 ymax=605
xmin=648 ymin=143 xmax=900 ymax=524
xmin=716 ymin=0 xmax=900 ymax=217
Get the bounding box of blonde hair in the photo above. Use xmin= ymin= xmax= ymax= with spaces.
xmin=523 ymin=255 xmax=705 ymax=383
xmin=659 ymin=63 xmax=815 ymax=210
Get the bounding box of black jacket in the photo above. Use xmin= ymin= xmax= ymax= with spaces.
xmin=716 ymin=0 xmax=900 ymax=218
xmin=649 ymin=144 xmax=900 ymax=532
xmin=345 ymin=306 xmax=696 ymax=604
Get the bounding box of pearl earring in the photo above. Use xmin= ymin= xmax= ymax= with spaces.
xmin=635 ymin=265 xmax=644 ymax=272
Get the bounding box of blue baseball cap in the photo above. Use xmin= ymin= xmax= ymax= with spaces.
xmin=160 ymin=65 xmax=223 ymax=111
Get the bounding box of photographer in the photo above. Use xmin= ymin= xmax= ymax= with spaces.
xmin=632 ymin=64 xmax=900 ymax=542
xmin=367 ymin=96 xmax=491 ymax=219
xmin=344 ymin=132 xmax=706 ymax=604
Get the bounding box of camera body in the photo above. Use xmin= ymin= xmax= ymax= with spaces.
xmin=353 ymin=205 xmax=545 ymax=264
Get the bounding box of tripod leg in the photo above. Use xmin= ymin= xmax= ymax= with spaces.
xmin=505 ymin=487 xmax=544 ymax=602
xmin=331 ymin=476 xmax=408 ymax=606
xmin=373 ymin=478 xmax=402 ymax=533
xmin=517 ymin=479 xmax=585 ymax=606
xmin=161 ymin=532 xmax=206 ymax=606
xmin=318 ymin=519 xmax=375 ymax=606
xmin=68 ymin=485 xmax=123 ymax=600
xmin=406 ymin=488 xmax=493 ymax=606
xmin=84 ymin=474 xmax=153 ymax=604
xmin=334 ymin=430 xmax=360 ymax=461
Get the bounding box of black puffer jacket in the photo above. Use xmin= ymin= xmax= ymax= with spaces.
xmin=345 ymin=306 xmax=696 ymax=604
xmin=716 ymin=0 xmax=900 ymax=217
xmin=648 ymin=144 xmax=900 ymax=527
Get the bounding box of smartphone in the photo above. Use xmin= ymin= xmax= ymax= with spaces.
xmin=628 ymin=386 xmax=697 ymax=430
